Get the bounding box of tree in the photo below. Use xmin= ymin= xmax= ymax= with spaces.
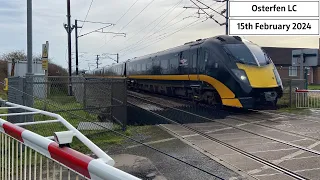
xmin=1 ymin=50 xmax=26 ymax=61
xmin=1 ymin=50 xmax=68 ymax=77
xmin=1 ymin=50 xmax=43 ymax=62
xmin=48 ymin=63 xmax=68 ymax=76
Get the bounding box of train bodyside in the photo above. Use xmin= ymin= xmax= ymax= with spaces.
xmin=87 ymin=63 xmax=126 ymax=78
xmin=125 ymin=35 xmax=283 ymax=109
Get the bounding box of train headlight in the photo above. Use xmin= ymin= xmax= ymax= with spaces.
xmin=231 ymin=69 xmax=250 ymax=84
xmin=273 ymin=67 xmax=283 ymax=88
xmin=240 ymin=75 xmax=247 ymax=81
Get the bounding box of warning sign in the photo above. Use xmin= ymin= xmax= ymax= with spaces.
xmin=42 ymin=42 xmax=49 ymax=58
xmin=42 ymin=58 xmax=48 ymax=70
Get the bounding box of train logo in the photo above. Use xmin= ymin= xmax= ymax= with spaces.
xmin=179 ymin=59 xmax=188 ymax=66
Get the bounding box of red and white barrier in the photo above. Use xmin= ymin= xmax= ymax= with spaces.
xmin=295 ymin=89 xmax=320 ymax=93
xmin=0 ymin=119 xmax=140 ymax=180
xmin=0 ymin=99 xmax=140 ymax=180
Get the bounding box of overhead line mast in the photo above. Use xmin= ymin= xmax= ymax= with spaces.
xmin=73 ymin=20 xmax=125 ymax=74
xmin=186 ymin=0 xmax=229 ymax=35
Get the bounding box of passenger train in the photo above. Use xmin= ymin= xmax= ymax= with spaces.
xmin=87 ymin=35 xmax=283 ymax=109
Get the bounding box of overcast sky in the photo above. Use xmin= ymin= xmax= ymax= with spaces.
xmin=1 ymin=0 xmax=319 ymax=71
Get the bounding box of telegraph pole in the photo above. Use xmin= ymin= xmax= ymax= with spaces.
xmin=74 ymin=19 xmax=82 ymax=75
xmin=96 ymin=55 xmax=100 ymax=68
xmin=225 ymin=0 xmax=229 ymax=35
xmin=65 ymin=0 xmax=74 ymax=96
xmin=73 ymin=20 xmax=120 ymax=75
xmin=27 ymin=0 xmax=33 ymax=75
xmin=300 ymin=51 xmax=304 ymax=79
xmin=26 ymin=0 xmax=34 ymax=121
xmin=117 ymin=53 xmax=119 ymax=63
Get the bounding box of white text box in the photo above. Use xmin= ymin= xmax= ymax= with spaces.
xmin=229 ymin=19 xmax=319 ymax=35
xmin=229 ymin=1 xmax=319 ymax=17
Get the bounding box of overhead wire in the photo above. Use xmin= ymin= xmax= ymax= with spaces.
xmin=77 ymin=24 xmax=114 ymax=38
xmin=1 ymin=82 xmax=225 ymax=180
xmin=82 ymin=0 xmax=140 ymax=58
xmin=118 ymin=0 xmax=157 ymax=33
xmin=119 ymin=1 xmax=221 ymax=57
xmin=79 ymin=0 xmax=94 ymax=36
xmin=214 ymin=3 xmax=227 ymax=12
xmin=122 ymin=16 xmax=207 ymax=58
xmin=118 ymin=1 xmax=220 ymax=54
xmin=189 ymin=0 xmax=224 ymax=25
xmin=112 ymin=0 xmax=184 ymax=52
xmin=82 ymin=0 xmax=225 ymax=67
xmin=95 ymin=0 xmax=155 ymax=53
xmin=119 ymin=14 xmax=199 ymax=56
xmin=99 ymin=0 xmax=140 ymax=42
xmin=117 ymin=10 xmax=198 ymax=55
xmin=194 ymin=0 xmax=226 ymax=18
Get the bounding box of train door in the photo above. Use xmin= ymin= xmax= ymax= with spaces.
xmin=190 ymin=48 xmax=199 ymax=81
xmin=178 ymin=51 xmax=189 ymax=75
xmin=198 ymin=48 xmax=207 ymax=76
xmin=124 ymin=63 xmax=127 ymax=77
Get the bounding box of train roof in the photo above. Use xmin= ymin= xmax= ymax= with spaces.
xmin=126 ymin=35 xmax=247 ymax=63
xmin=96 ymin=35 xmax=251 ymax=70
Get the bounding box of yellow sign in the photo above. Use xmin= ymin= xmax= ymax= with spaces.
xmin=42 ymin=58 xmax=48 ymax=70
xmin=42 ymin=42 xmax=49 ymax=58
xmin=3 ymin=78 xmax=8 ymax=91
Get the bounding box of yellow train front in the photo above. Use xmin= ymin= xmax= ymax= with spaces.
xmin=91 ymin=35 xmax=283 ymax=109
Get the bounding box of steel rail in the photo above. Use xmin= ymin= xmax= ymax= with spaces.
xmin=127 ymin=94 xmax=308 ymax=180
xmin=128 ymin=94 xmax=320 ymax=156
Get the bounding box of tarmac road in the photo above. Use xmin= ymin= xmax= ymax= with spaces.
xmin=109 ymin=126 xmax=246 ymax=180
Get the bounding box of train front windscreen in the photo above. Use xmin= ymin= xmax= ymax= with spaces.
xmin=223 ymin=43 xmax=271 ymax=66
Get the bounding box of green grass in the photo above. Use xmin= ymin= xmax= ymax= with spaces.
xmin=0 ymin=90 xmax=7 ymax=99
xmin=11 ymin=94 xmax=154 ymax=155
xmin=278 ymin=107 xmax=302 ymax=112
xmin=308 ymin=84 xmax=320 ymax=90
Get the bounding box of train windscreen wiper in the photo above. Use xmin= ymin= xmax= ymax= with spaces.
xmin=224 ymin=50 xmax=246 ymax=64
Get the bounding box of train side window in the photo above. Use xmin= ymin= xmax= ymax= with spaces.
xmin=161 ymin=59 xmax=168 ymax=69
xmin=204 ymin=51 xmax=209 ymax=62
xmin=147 ymin=62 xmax=152 ymax=70
xmin=170 ymin=58 xmax=178 ymax=68
xmin=192 ymin=54 xmax=197 ymax=68
xmin=142 ymin=63 xmax=146 ymax=71
xmin=137 ymin=64 xmax=141 ymax=71
xmin=154 ymin=60 xmax=160 ymax=67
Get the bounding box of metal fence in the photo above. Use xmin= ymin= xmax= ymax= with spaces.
xmin=278 ymin=78 xmax=306 ymax=108
xmin=295 ymin=89 xmax=320 ymax=108
xmin=0 ymin=98 xmax=139 ymax=180
xmin=7 ymin=76 xmax=127 ymax=130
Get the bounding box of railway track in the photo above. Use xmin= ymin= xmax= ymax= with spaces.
xmin=129 ymin=90 xmax=320 ymax=143
xmin=127 ymin=91 xmax=320 ymax=180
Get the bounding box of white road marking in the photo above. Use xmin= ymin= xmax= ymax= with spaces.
xmin=248 ymin=141 xmax=320 ymax=175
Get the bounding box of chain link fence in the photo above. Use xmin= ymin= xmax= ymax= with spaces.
xmin=6 ymin=75 xmax=127 ymax=136
xmin=278 ymin=78 xmax=306 ymax=108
